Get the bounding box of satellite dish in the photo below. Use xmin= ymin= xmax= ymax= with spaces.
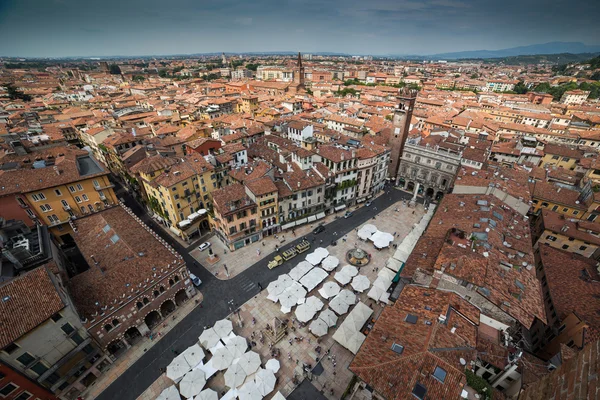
xmin=460 ymin=358 xmax=466 ymax=366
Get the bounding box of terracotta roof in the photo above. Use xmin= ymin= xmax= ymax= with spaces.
xmin=68 ymin=206 xmax=182 ymax=318
xmin=212 ymin=183 xmax=255 ymax=216
xmin=539 ymin=209 xmax=600 ymax=246
xmin=350 ymin=286 xmax=479 ymax=400
xmin=0 ymin=265 xmax=64 ymax=348
xmin=129 ymin=154 xmax=179 ymax=175
xmin=245 ymin=176 xmax=277 ymax=196
xmin=152 ymin=155 xmax=214 ymax=188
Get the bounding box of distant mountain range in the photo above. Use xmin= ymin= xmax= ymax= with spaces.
xmin=420 ymin=42 xmax=600 ymax=60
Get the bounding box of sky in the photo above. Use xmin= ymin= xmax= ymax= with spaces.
xmin=0 ymin=0 xmax=599 ymax=57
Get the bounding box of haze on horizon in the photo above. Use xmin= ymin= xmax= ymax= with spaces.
xmin=1 ymin=0 xmax=599 ymax=58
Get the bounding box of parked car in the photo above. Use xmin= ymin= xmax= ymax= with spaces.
xmin=198 ymin=242 xmax=211 ymax=251
xmin=313 ymin=224 xmax=325 ymax=234
xmin=189 ymin=273 xmax=202 ymax=287
xmin=365 ymin=201 xmax=372 ymax=207
xmin=344 ymin=211 xmax=353 ymax=219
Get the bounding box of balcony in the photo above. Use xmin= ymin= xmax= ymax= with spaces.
xmin=62 ymin=204 xmax=71 ymax=211
xmin=99 ymin=192 xmax=107 ymax=200
xmin=48 ymin=217 xmax=72 ymax=227
xmin=94 ymin=183 xmax=115 ymax=191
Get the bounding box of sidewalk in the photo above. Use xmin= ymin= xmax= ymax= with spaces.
xmin=189 ymin=207 xmax=356 ymax=280
xmin=80 ymin=293 xmax=204 ymax=400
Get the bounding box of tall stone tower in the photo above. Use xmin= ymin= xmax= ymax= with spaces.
xmin=387 ymin=88 xmax=417 ymax=183
xmin=293 ymin=52 xmax=305 ymax=87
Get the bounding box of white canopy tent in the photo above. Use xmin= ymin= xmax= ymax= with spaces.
xmin=378 ymin=267 xmax=396 ymax=282
xmin=357 ymin=224 xmax=377 ymax=240
xmin=309 ymin=318 xmax=329 ymax=337
xmin=305 ymin=252 xmax=323 ymax=266
xmin=351 ymin=275 xmax=371 ymax=292
xmin=334 ymin=271 xmax=352 ymax=286
xmin=182 ymin=344 xmax=205 ymax=369
xmin=156 ymin=385 xmax=181 ymax=400
xmin=265 ymin=358 xmax=280 ymax=373
xmin=224 ymin=362 xmax=247 ymax=389
xmin=213 ymin=319 xmax=233 ymax=339
xmin=386 ymin=257 xmax=404 ymax=272
xmin=199 ymin=328 xmax=220 ymax=350
xmin=212 ymin=347 xmax=234 ymax=371
xmin=344 ymin=302 xmax=373 ymax=330
xmin=295 ymin=303 xmax=317 ymax=323
xmin=318 ymin=281 xmax=341 ymax=299
xmin=371 ymin=231 xmax=394 ymax=249
xmin=299 ymin=268 xmax=328 ymax=292
xmin=179 ymin=368 xmax=206 ymax=398
xmin=238 ymin=351 xmax=262 ymax=375
xmin=321 ymin=255 xmax=339 ymax=272
xmin=166 ymin=353 xmax=191 ymax=382
xmin=255 ymin=368 xmax=277 ymax=396
xmin=367 ymin=284 xmax=387 ymax=303
xmin=195 ymin=388 xmax=219 ymax=400
xmin=332 ymin=301 xmax=373 ymax=354
xmin=288 ymin=261 xmax=314 ymax=281
xmin=340 ymin=265 xmax=358 ymax=277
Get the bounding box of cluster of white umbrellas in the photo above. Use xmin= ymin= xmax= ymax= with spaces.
xmin=329 ymin=289 xmax=357 ymax=315
xmin=295 ymin=295 xmax=324 ymax=322
xmin=309 ymin=308 xmax=338 ymax=336
xmin=279 ymin=281 xmax=307 ymax=312
xmin=266 ymin=274 xmax=294 ymax=302
xmin=371 ymin=231 xmax=395 ymax=249
xmin=357 ymin=224 xmax=377 ymax=240
xmin=305 ymin=247 xmax=329 ymax=265
xmin=288 ymin=261 xmax=314 ymax=281
xmin=367 ymin=267 xmax=395 ymax=304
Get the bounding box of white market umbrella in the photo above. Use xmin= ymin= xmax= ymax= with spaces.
xmin=299 ymin=268 xmax=328 ymax=292
xmin=224 ymin=362 xmax=247 ymax=388
xmin=334 ymin=271 xmax=351 ymax=286
xmin=373 ymin=275 xmax=392 ymax=291
xmin=378 ymin=267 xmax=396 ymax=281
xmin=309 ymin=318 xmax=329 ymax=337
xmin=318 ymin=309 xmax=338 ymax=327
xmin=318 ymin=281 xmax=341 ymax=299
xmin=314 ymin=247 xmax=329 ymax=259
xmin=196 ymin=388 xmax=219 ymax=400
xmin=371 ymin=231 xmax=394 ymax=248
xmin=226 ymin=336 xmax=248 ymax=359
xmin=179 ymin=368 xmax=206 ymax=398
xmin=351 ymin=275 xmax=371 ymax=292
xmin=321 ymin=255 xmax=339 ymax=272
xmin=367 ymin=285 xmax=387 ymax=302
xmin=272 ymin=392 xmax=286 ymax=400
xmin=295 ymin=303 xmax=317 ymax=323
xmin=238 ymin=351 xmax=262 ymax=375
xmin=166 ymin=353 xmax=191 ymax=382
xmin=255 ymin=368 xmax=277 ymax=396
xmin=279 ymin=291 xmax=299 ymax=309
xmin=238 ymin=381 xmax=263 ymax=400
xmin=330 ymin=296 xmax=351 ymax=315
xmin=340 ymin=265 xmax=358 ymax=277
xmin=267 ymin=280 xmax=286 ymax=298
xmin=285 ymin=281 xmax=307 ymax=301
xmin=213 ymin=319 xmax=233 ymax=339
xmin=265 ymin=358 xmax=280 ymax=373
xmin=358 ymin=224 xmax=377 ymax=240
xmin=199 ymin=328 xmax=220 ymax=350
xmin=212 ymin=347 xmax=234 ymax=370
xmin=305 ymin=296 xmax=324 ymax=313
xmin=289 ymin=261 xmax=314 ymax=281
xmin=337 ymin=289 xmax=357 ymax=306
xmin=157 ymin=385 xmax=180 ymax=400
xmin=277 ymin=274 xmax=293 ymax=287
xmin=305 ymin=251 xmax=323 ymax=266
xmin=182 ymin=344 xmax=205 ymax=368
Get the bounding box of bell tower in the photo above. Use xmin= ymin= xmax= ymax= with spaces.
xmin=387 ymin=88 xmax=417 ymax=183
xmin=293 ymin=52 xmax=304 ymax=87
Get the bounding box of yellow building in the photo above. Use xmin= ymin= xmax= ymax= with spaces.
xmin=0 ymin=147 xmax=118 ymax=242
xmin=539 ymin=143 xmax=582 ymax=170
xmin=135 ymin=154 xmax=216 ymax=239
xmin=244 ymin=176 xmax=280 ymax=236
xmin=238 ymin=96 xmax=259 ymax=114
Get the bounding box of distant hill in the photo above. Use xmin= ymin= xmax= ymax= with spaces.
xmin=460 ymin=52 xmax=600 ymax=65
xmin=426 ymin=42 xmax=600 ymax=60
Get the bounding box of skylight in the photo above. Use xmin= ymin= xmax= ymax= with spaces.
xmin=433 ymin=366 xmax=447 ymax=383
xmin=405 ymin=314 xmax=418 ymax=324
xmin=110 ymin=234 xmax=120 ymax=244
xmin=391 ymin=343 xmax=404 ymax=354
xmin=412 ymin=382 xmax=427 ymax=399
xmin=102 ymin=224 xmax=111 ymax=233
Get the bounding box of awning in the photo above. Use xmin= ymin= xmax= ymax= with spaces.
xmin=316 ymin=212 xmax=326 ymax=220
xmin=281 ymin=221 xmax=296 ymax=230
xmin=296 ymin=217 xmax=308 ymax=225
xmin=307 ymin=215 xmax=317 ymax=222
xmin=334 ymin=204 xmax=347 ymax=212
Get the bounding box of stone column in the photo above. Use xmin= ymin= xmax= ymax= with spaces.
xmin=412 ymin=182 xmax=420 ymax=201
xmin=137 ymin=322 xmax=150 ymax=336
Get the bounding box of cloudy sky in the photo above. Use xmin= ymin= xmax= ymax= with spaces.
xmin=1 ymin=0 xmax=599 ymax=57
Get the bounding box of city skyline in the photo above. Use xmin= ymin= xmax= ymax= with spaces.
xmin=1 ymin=0 xmax=599 ymax=57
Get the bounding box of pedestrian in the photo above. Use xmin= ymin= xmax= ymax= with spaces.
xmin=171 ymin=348 xmax=179 ymax=355
xmin=257 ymin=282 xmax=263 ymax=291
xmin=223 ymin=264 xmax=229 ymax=275
xmin=412 ymin=210 xmax=415 ymax=215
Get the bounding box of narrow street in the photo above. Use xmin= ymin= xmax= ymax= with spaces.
xmin=96 ymin=186 xmax=416 ymax=400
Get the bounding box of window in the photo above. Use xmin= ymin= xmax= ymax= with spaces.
xmin=76 ymin=184 xmax=83 ymax=191
xmin=93 ymin=180 xmax=99 ymax=188
xmin=31 ymin=193 xmax=46 ymax=201
xmin=412 ymin=382 xmax=427 ymax=400
xmin=44 ymin=373 xmax=60 ymax=385
xmin=82 ymin=194 xmax=89 ymax=201
xmin=40 ymin=204 xmax=52 ymax=212
xmin=83 ymin=344 xmax=95 ymax=354
xmin=405 ymin=314 xmax=418 ymax=324
xmin=580 ymin=245 xmax=588 ymax=251
xmin=433 ymin=366 xmax=447 ymax=383
xmin=75 ymin=196 xmax=82 ymax=203
xmin=546 ymin=235 xmax=557 ymax=242
xmin=30 ymin=361 xmax=49 ymax=376
xmin=16 ymin=352 xmax=35 ymax=367
xmin=0 ymin=383 xmax=17 ymax=396
xmin=54 ymin=189 xmax=62 ymax=196
xmin=69 ymin=185 xmax=76 ymax=193
xmin=15 ymin=391 xmax=32 ymax=400
xmin=51 ymin=313 xmax=62 ymax=322
xmin=61 ymin=323 xmax=75 ymax=335
xmin=71 ymin=332 xmax=84 ymax=345
xmin=562 ymin=244 xmax=569 ymax=250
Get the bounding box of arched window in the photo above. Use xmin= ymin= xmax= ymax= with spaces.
xmin=174 ymin=275 xmax=180 ymax=283
xmin=112 ymin=319 xmax=120 ymax=326
xmin=415 ymin=156 xmax=421 ymax=164
xmin=159 ymin=286 xmax=165 ymax=293
xmin=169 ymin=279 xmax=174 ymax=287
xmin=136 ymin=302 xmax=143 ymax=310
xmin=104 ymin=324 xmax=113 ymax=332
xmin=153 ymin=290 xmax=159 ymax=298
xmin=143 ymin=298 xmax=150 ymax=305
xmin=435 ymin=162 xmax=442 ymax=169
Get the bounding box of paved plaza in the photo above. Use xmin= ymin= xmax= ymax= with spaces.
xmin=136 ymin=198 xmax=426 ymax=399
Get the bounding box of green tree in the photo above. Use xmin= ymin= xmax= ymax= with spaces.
xmin=158 ymin=69 xmax=169 ymax=78
xmin=4 ymin=84 xmax=32 ymax=101
xmin=108 ymin=64 xmax=121 ymax=75
xmin=245 ymin=63 xmax=259 ymax=71
xmin=513 ymin=81 xmax=528 ymax=94
xmin=132 ymin=75 xmax=145 ymax=82
xmin=470 ymin=73 xmax=479 ymax=79
xmin=591 ymin=71 xmax=600 ymax=81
